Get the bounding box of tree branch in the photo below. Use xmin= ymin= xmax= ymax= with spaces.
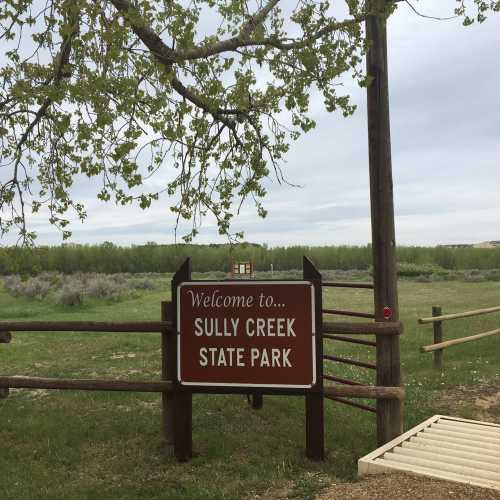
xmin=109 ymin=0 xmax=240 ymax=137
xmin=177 ymin=12 xmax=365 ymax=60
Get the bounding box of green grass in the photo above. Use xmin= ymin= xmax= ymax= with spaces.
xmin=1 ymin=277 xmax=499 ymax=499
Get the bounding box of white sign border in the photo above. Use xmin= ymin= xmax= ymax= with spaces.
xmin=177 ymin=281 xmax=316 ymax=389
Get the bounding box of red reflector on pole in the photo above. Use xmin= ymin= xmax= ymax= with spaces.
xmin=383 ymin=307 xmax=393 ymax=320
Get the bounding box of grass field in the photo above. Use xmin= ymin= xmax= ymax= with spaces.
xmin=1 ymin=273 xmax=499 ymax=499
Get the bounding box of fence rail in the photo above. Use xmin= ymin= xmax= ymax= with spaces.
xmin=323 ymin=321 xmax=402 ymax=336
xmin=323 ymin=385 xmax=404 ymax=400
xmin=0 ymin=376 xmax=173 ymax=393
xmin=421 ymin=327 xmax=500 ymax=353
xmin=418 ymin=305 xmax=500 ymax=324
xmin=323 ymin=308 xmax=375 ymax=319
xmin=322 ymin=282 xmax=374 ymax=289
xmin=0 ymin=321 xmax=172 ymax=333
xmin=323 ymin=333 xmax=376 ymax=347
xmin=323 ymin=374 xmax=364 ymax=386
xmin=323 ymin=354 xmax=377 ymax=370
xmin=418 ymin=305 xmax=500 ymax=370
xmin=323 ymin=395 xmax=376 ymax=413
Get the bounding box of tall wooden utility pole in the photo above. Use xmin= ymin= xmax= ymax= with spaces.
xmin=365 ymin=0 xmax=403 ymax=445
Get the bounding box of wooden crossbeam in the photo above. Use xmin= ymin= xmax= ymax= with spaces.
xmin=323 ymin=321 xmax=403 ymax=336
xmin=419 ymin=306 xmax=500 ymax=324
xmin=421 ymin=328 xmax=500 ymax=352
xmin=0 ymin=376 xmax=173 ymax=392
xmin=0 ymin=321 xmax=172 ymax=333
xmin=324 ymin=385 xmax=404 ymax=400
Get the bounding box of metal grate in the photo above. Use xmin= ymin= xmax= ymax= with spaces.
xmin=359 ymin=415 xmax=500 ymax=491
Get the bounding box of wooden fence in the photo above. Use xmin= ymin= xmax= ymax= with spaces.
xmin=0 ymin=263 xmax=404 ymax=458
xmin=418 ymin=305 xmax=500 ymax=369
xmin=321 ymin=281 xmax=403 ymax=445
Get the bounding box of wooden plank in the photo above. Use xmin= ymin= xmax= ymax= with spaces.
xmin=0 ymin=321 xmax=172 ymax=332
xmin=402 ymin=441 xmax=500 ymax=466
xmin=323 ymin=334 xmax=376 ymax=347
xmin=421 ymin=327 xmax=500 ymax=352
xmin=426 ymin=426 xmax=500 ymax=445
xmin=322 ymin=282 xmax=374 ymax=289
xmin=323 ymin=308 xmax=375 ymax=319
xmin=359 ymin=414 xmax=500 ymax=490
xmin=323 ymin=385 xmax=404 ymax=400
xmin=418 ymin=305 xmax=500 ymax=324
xmin=323 ymin=354 xmax=376 ymax=370
xmin=0 ymin=331 xmax=11 ymax=343
xmin=418 ymin=431 xmax=500 ymax=452
xmin=323 ymin=321 xmax=402 ymax=336
xmin=360 ymin=459 xmax=500 ymax=491
xmin=304 ymin=256 xmax=324 ymax=461
xmin=0 ymin=376 xmax=173 ymax=392
xmin=381 ymin=453 xmax=500 ymax=482
xmin=436 ymin=418 xmax=500 ymax=435
xmin=172 ymin=258 xmax=192 ymax=462
xmin=392 ymin=447 xmax=500 ymax=474
xmin=409 ymin=436 xmax=500 ymax=458
xmin=359 ymin=415 xmax=440 ymax=464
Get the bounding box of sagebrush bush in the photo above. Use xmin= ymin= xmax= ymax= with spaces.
xmin=3 ymin=275 xmax=22 ymax=295
xmin=86 ymin=277 xmax=128 ymax=301
xmin=129 ymin=277 xmax=156 ymax=290
xmin=54 ymin=285 xmax=83 ymax=306
xmin=22 ymin=277 xmax=52 ymax=299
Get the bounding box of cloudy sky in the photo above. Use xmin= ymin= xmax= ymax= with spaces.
xmin=4 ymin=1 xmax=499 ymax=247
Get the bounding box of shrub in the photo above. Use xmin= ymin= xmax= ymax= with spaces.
xmin=54 ymin=285 xmax=83 ymax=306
xmin=86 ymin=277 xmax=110 ymax=299
xmin=486 ymin=270 xmax=500 ymax=281
xmin=129 ymin=277 xmax=156 ymax=290
xmin=397 ymin=262 xmax=447 ymax=277
xmin=22 ymin=277 xmax=52 ymax=299
xmin=86 ymin=277 xmax=126 ymax=300
xmin=3 ymin=275 xmax=22 ymax=295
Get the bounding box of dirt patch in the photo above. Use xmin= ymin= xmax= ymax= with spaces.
xmin=433 ymin=379 xmax=500 ymax=423
xmin=317 ymin=473 xmax=500 ymax=500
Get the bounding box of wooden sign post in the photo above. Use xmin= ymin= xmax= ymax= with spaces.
xmin=169 ymin=257 xmax=323 ymax=460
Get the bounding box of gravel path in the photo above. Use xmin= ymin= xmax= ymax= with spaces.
xmin=317 ymin=473 xmax=500 ymax=500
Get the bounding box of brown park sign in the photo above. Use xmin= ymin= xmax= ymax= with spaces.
xmin=177 ymin=281 xmax=316 ymax=388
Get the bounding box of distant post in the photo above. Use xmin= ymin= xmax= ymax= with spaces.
xmin=432 ymin=306 xmax=444 ymax=370
xmin=366 ymin=0 xmax=403 ymax=445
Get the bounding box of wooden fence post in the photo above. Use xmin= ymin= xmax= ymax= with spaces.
xmin=303 ymin=257 xmax=324 ymax=460
xmin=172 ymin=258 xmax=193 ymax=461
xmin=376 ymin=334 xmax=402 ymax=446
xmin=366 ymin=0 xmax=404 ymax=446
xmin=161 ymin=301 xmax=174 ymax=444
xmin=0 ymin=331 xmax=11 ymax=398
xmin=432 ymin=306 xmax=443 ymax=370
xmin=251 ymin=394 xmax=263 ymax=409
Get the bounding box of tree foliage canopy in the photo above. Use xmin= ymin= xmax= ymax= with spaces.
xmin=1 ymin=0 xmax=497 ymax=244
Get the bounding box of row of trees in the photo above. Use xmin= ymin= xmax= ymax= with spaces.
xmin=1 ymin=243 xmax=500 ymax=275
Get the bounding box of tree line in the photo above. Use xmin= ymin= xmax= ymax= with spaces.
xmin=1 ymin=243 xmax=500 ymax=276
